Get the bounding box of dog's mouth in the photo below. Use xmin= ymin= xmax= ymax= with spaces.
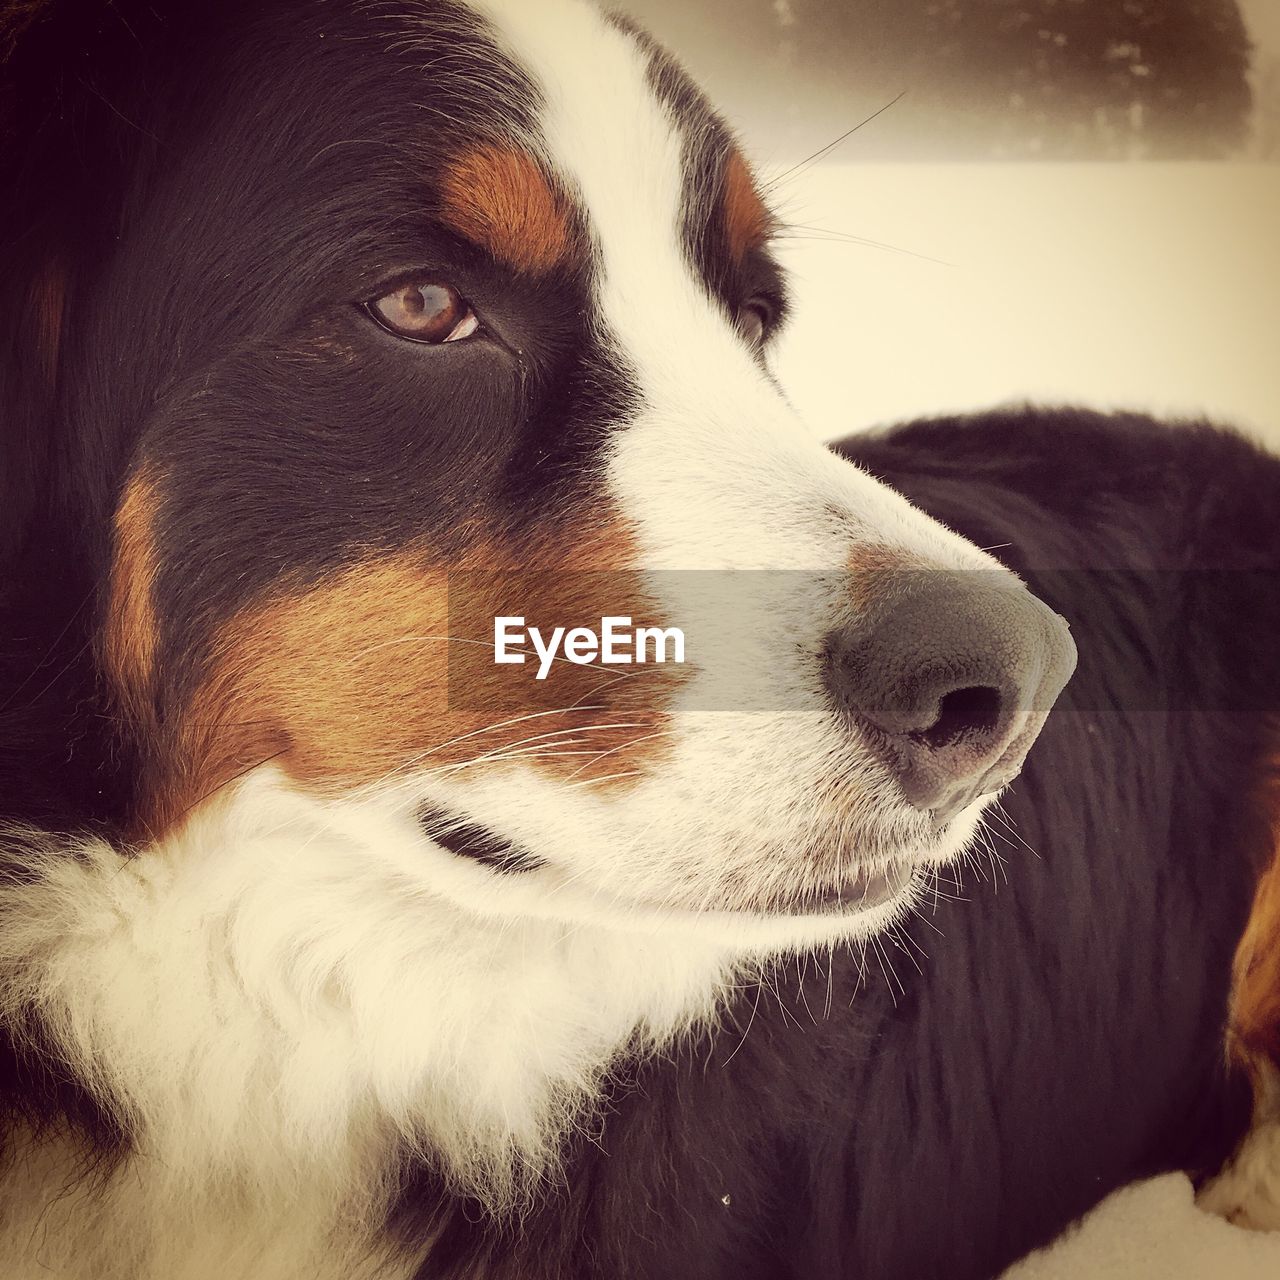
xmin=416 ymin=805 xmax=920 ymax=920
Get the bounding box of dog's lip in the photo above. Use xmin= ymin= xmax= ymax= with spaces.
xmin=596 ymin=858 xmax=919 ymax=921
xmin=808 ymin=859 xmax=916 ymax=912
xmin=609 ymin=859 xmax=918 ymax=921
xmin=747 ymin=858 xmax=917 ymax=918
xmin=418 ymin=804 xmax=918 ymax=920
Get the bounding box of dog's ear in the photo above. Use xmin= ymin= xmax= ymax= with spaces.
xmin=0 ymin=249 xmax=67 ymax=567
xmin=1 ymin=0 xmax=165 ymax=565
xmin=1 ymin=2 xmax=78 ymax=565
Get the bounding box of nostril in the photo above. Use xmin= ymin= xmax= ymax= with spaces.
xmin=913 ymin=686 xmax=1002 ymax=751
xmin=822 ymin=571 xmax=1075 ymax=817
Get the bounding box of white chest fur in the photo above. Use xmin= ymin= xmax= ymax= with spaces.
xmin=0 ymin=774 xmax=735 ymax=1279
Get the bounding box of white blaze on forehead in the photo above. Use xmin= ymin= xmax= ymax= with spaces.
xmin=466 ymin=0 xmax=997 ymax=577
xmin=465 ymin=0 xmax=993 ymax=570
xmin=465 ymin=0 xmax=771 ymax=429
xmin=468 ymin=0 xmax=694 ymax=326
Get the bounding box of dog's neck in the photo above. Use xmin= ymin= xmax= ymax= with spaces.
xmin=0 ymin=772 xmax=734 ymax=1270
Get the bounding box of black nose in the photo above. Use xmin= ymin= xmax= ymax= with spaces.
xmin=825 ymin=571 xmax=1076 ymax=824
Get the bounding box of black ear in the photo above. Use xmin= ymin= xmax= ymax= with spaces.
xmin=1 ymin=0 xmax=167 ymax=566
xmin=2 ymin=2 xmax=79 ymax=566
xmin=0 ymin=257 xmax=66 ymax=566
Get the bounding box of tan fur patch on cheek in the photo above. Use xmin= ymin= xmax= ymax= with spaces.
xmin=439 ymin=145 xmax=574 ymax=275
xmin=162 ymin=519 xmax=684 ymax=828
xmin=103 ymin=468 xmax=162 ymax=730
xmin=181 ymin=560 xmax=454 ymax=795
xmin=722 ymin=149 xmax=771 ymax=265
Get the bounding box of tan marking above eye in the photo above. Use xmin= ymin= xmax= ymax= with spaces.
xmin=722 ymin=149 xmax=772 ymax=266
xmin=438 ymin=145 xmax=574 ymax=276
xmin=367 ymin=281 xmax=479 ymax=344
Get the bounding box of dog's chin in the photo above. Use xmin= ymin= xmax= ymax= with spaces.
xmin=743 ymin=858 xmax=918 ymax=918
xmin=414 ymin=796 xmax=992 ymax=953
xmin=423 ymin=859 xmax=924 ymax=954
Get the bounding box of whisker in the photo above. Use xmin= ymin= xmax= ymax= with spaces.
xmin=371 ymin=720 xmax=654 ymax=794
xmin=887 ymin=924 xmax=924 ymax=977
xmin=333 ymin=710 xmax=626 ymax=799
xmin=559 ymin=729 xmax=676 ymax=783
xmin=721 ymin=981 xmax=764 ymax=1068
xmin=151 ymin=746 xmax=291 ymax=844
xmin=869 ymin=934 xmax=901 ymax=1006
xmin=0 ymin=587 xmax=96 ymax=716
xmin=795 ymin=960 xmax=818 ymax=1027
xmin=561 ymin=770 xmax=643 ymax=790
xmin=989 ymin=799 xmax=1041 ymax=859
xmin=765 ymin=90 xmax=908 ymax=189
xmin=775 ymin=224 xmax=952 ymax=268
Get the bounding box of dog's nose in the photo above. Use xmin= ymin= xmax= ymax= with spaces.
xmin=825 ymin=571 xmax=1076 ymax=824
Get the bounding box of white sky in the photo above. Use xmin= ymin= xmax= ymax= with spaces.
xmin=772 ymin=163 xmax=1280 ymax=447
xmin=1241 ymin=0 xmax=1280 ymax=55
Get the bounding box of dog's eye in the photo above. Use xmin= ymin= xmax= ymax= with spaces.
xmin=365 ymin=281 xmax=480 ymax=344
xmin=736 ymin=297 xmax=773 ymax=349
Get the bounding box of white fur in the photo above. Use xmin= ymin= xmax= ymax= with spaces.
xmin=1199 ymin=1073 xmax=1280 ymax=1232
xmin=0 ymin=772 xmax=735 ymax=1277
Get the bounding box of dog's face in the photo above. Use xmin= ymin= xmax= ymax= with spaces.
xmin=18 ymin=0 xmax=1074 ymax=951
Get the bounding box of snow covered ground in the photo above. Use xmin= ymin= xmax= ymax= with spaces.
xmin=771 ymin=162 xmax=1280 ymax=449
xmin=1000 ymin=1170 xmax=1280 ymax=1280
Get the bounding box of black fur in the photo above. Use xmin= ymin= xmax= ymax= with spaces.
xmin=610 ymin=10 xmax=789 ymax=339
xmin=0 ymin=0 xmax=653 ymax=827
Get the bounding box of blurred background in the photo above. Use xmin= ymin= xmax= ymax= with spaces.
xmin=617 ymin=0 xmax=1280 ymax=443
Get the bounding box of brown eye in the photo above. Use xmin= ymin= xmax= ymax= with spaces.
xmin=736 ymin=297 xmax=772 ymax=349
xmin=366 ymin=281 xmax=479 ymax=344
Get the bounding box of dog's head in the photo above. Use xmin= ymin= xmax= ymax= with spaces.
xmin=2 ymin=0 xmax=1074 ymax=953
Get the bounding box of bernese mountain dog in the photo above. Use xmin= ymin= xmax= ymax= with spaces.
xmin=0 ymin=1 xmax=1277 ymax=1278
